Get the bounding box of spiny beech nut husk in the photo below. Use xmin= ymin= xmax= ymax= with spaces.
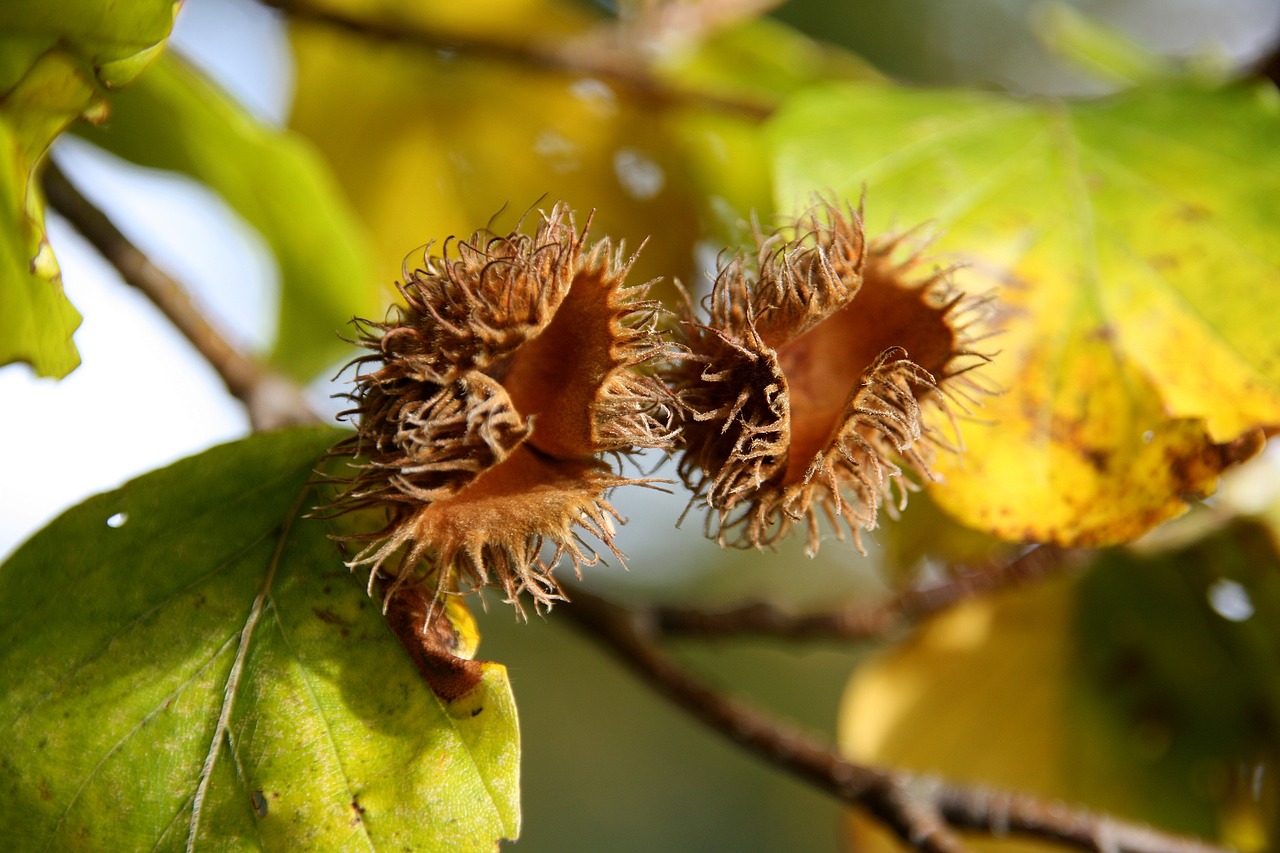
xmin=673 ymin=199 xmax=990 ymax=555
xmin=329 ymin=204 xmax=675 ymax=616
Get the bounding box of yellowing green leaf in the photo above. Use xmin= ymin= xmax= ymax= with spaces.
xmin=74 ymin=53 xmax=379 ymax=380
xmin=0 ymin=0 xmax=176 ymax=377
xmin=0 ymin=115 xmax=81 ymax=377
xmin=771 ymin=82 xmax=1280 ymax=545
xmin=0 ymin=48 xmax=100 ymax=378
xmin=839 ymin=523 xmax=1280 ymax=851
xmin=0 ymin=428 xmax=520 ymax=851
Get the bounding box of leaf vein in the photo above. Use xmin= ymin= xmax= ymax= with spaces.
xmin=184 ymin=485 xmax=311 ymax=852
xmin=42 ymin=631 xmax=240 ymax=850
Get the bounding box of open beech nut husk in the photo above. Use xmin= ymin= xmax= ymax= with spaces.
xmin=673 ymin=199 xmax=991 ymax=555
xmin=327 ymin=203 xmax=676 ymax=619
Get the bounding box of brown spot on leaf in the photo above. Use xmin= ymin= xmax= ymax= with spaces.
xmin=1169 ymin=427 xmax=1265 ymax=499
xmin=37 ymin=780 xmax=52 ymax=801
xmin=1217 ymin=428 xmax=1266 ymax=466
xmin=1080 ymin=445 xmax=1110 ymax=473
xmin=1178 ymin=203 xmax=1210 ymax=222
xmin=384 ymin=583 xmax=485 ymax=702
xmin=1088 ymin=323 xmax=1117 ymax=343
xmin=312 ymin=607 xmax=347 ymax=627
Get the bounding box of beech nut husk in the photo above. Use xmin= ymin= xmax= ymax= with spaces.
xmin=672 ymin=200 xmax=991 ymax=555
xmin=328 ymin=204 xmax=675 ymax=617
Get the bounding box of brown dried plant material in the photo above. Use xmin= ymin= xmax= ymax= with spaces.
xmin=330 ymin=204 xmax=675 ymax=617
xmin=674 ymin=200 xmax=990 ymax=555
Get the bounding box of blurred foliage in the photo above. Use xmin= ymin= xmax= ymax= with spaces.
xmin=476 ymin=601 xmax=866 ymax=852
xmin=288 ymin=11 xmax=703 ymax=306
xmin=842 ymin=518 xmax=1280 ymax=851
xmin=73 ymin=52 xmax=378 ymax=379
xmin=3 ymin=0 xmax=1280 ymax=850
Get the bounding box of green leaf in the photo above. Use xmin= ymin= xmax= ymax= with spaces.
xmin=0 ymin=0 xmax=176 ymax=377
xmin=770 ymin=81 xmax=1280 ymax=545
xmin=0 ymin=0 xmax=175 ymax=93
xmin=0 ymin=428 xmax=521 ymax=851
xmin=74 ymin=52 xmax=379 ymax=381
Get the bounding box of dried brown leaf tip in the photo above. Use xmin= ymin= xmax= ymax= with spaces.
xmin=674 ymin=199 xmax=990 ymax=555
xmin=330 ymin=203 xmax=675 ymax=617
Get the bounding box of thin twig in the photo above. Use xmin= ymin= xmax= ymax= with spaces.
xmin=41 ymin=162 xmax=318 ymax=431
xmin=258 ymin=0 xmax=774 ymax=120
xmin=558 ymin=585 xmax=1234 ymax=853
xmin=936 ymin=785 xmax=1234 ymax=853
xmin=657 ymin=544 xmax=1076 ymax=641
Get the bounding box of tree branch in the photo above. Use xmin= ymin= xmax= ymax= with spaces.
xmin=559 ymin=586 xmax=972 ymax=853
xmin=41 ymin=162 xmax=319 ymax=431
xmin=557 ymin=584 xmax=1234 ymax=853
xmin=656 ymin=544 xmax=1077 ymax=641
xmin=935 ymin=785 xmax=1234 ymax=853
xmin=257 ymin=0 xmax=774 ymax=120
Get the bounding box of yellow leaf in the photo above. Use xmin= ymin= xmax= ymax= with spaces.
xmin=771 ymin=82 xmax=1280 ymax=544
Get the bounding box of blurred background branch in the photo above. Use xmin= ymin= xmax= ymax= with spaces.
xmin=41 ymin=163 xmax=319 ymax=430
xmin=560 ymin=583 xmax=1234 ymax=853
xmin=260 ymin=0 xmax=774 ymax=117
xmin=656 ymin=544 xmax=1077 ymax=641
